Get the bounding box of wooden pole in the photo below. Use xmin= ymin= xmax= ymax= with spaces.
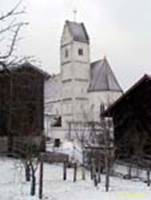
xmin=39 ymin=155 xmax=44 ymax=199
xmin=63 ymin=162 xmax=67 ymax=180
xmin=94 ymin=173 xmax=98 ymax=187
xmin=97 ymin=159 xmax=101 ymax=183
xmin=92 ymin=158 xmax=95 ymax=180
xmin=105 ymin=153 xmax=109 ymax=192
xmin=92 ymin=159 xmax=98 ymax=187
xmin=8 ymin=71 xmax=13 ymax=153
xmin=73 ymin=162 xmax=77 ymax=182
xmin=25 ymin=161 xmax=30 ymax=182
xmin=128 ymin=164 xmax=132 ymax=179
xmin=104 ymin=123 xmax=110 ymax=192
xmin=147 ymin=169 xmax=150 ymax=187
xmin=90 ymin=159 xmax=93 ymax=180
xmin=81 ymin=149 xmax=86 ymax=180
xmin=81 ymin=164 xmax=86 ymax=180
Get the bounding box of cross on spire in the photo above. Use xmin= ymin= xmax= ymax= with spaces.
xmin=73 ymin=8 xmax=77 ymax=22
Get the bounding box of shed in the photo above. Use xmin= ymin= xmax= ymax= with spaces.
xmin=102 ymin=74 xmax=151 ymax=160
xmin=0 ymin=62 xmax=50 ymax=153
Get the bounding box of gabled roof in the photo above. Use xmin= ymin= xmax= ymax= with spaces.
xmin=88 ymin=57 xmax=122 ymax=92
xmin=0 ymin=62 xmax=50 ymax=79
xmin=66 ymin=20 xmax=89 ymax=44
xmin=102 ymin=74 xmax=151 ymax=117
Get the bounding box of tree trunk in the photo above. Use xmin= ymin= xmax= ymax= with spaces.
xmin=25 ymin=162 xmax=30 ymax=182
xmin=30 ymin=166 xmax=36 ymax=196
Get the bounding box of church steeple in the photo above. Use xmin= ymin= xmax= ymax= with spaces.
xmin=60 ymin=20 xmax=90 ymax=127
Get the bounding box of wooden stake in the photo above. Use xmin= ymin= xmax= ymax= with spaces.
xmin=105 ymin=127 xmax=110 ymax=192
xmin=39 ymin=155 xmax=44 ymax=199
xmin=73 ymin=162 xmax=77 ymax=182
xmin=128 ymin=164 xmax=132 ymax=179
xmin=90 ymin=160 xmax=93 ymax=180
xmin=63 ymin=162 xmax=67 ymax=180
xmin=105 ymin=155 xmax=109 ymax=192
xmin=98 ymin=159 xmax=101 ymax=183
xmin=147 ymin=169 xmax=150 ymax=187
xmin=82 ymin=150 xmax=86 ymax=180
xmin=94 ymin=173 xmax=98 ymax=187
xmin=92 ymin=158 xmax=95 ymax=181
xmin=81 ymin=164 xmax=86 ymax=180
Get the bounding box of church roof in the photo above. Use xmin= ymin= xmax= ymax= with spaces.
xmin=66 ymin=20 xmax=89 ymax=44
xmin=45 ymin=74 xmax=61 ymax=103
xmin=88 ymin=57 xmax=123 ymax=92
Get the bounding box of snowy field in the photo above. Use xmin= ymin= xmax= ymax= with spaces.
xmin=0 ymin=157 xmax=151 ymax=200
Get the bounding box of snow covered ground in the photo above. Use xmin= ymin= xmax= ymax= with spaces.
xmin=0 ymin=157 xmax=151 ymax=200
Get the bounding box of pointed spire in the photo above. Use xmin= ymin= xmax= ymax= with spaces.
xmin=65 ymin=20 xmax=89 ymax=44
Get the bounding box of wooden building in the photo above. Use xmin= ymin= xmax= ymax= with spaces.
xmin=103 ymin=75 xmax=151 ymax=161
xmin=0 ymin=62 xmax=49 ymax=153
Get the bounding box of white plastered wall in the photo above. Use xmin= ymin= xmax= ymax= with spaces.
xmin=88 ymin=91 xmax=122 ymax=121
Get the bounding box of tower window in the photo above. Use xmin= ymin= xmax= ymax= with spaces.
xmin=78 ymin=48 xmax=83 ymax=56
xmin=65 ymin=49 xmax=68 ymax=58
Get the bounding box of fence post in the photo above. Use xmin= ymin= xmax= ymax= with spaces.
xmin=63 ymin=162 xmax=67 ymax=180
xmin=90 ymin=159 xmax=93 ymax=180
xmin=73 ymin=162 xmax=77 ymax=182
xmin=147 ymin=168 xmax=150 ymax=187
xmin=98 ymin=159 xmax=101 ymax=183
xmin=39 ymin=154 xmax=44 ymax=199
xmin=128 ymin=164 xmax=132 ymax=179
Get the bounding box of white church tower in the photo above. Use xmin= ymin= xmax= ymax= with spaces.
xmin=60 ymin=20 xmax=90 ymax=127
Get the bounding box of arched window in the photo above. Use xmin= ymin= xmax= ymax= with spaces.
xmin=78 ymin=48 xmax=83 ymax=56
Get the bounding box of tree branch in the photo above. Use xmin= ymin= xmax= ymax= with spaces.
xmin=0 ymin=0 xmax=24 ymax=21
xmin=0 ymin=22 xmax=28 ymax=60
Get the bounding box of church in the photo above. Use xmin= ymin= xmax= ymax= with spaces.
xmin=44 ymin=20 xmax=123 ymax=141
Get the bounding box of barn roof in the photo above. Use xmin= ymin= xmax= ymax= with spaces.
xmin=102 ymin=74 xmax=151 ymax=116
xmin=66 ymin=20 xmax=89 ymax=44
xmin=0 ymin=62 xmax=50 ymax=79
xmin=88 ymin=57 xmax=122 ymax=92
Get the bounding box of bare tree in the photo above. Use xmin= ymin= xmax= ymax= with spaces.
xmin=70 ymin=107 xmax=103 ymax=181
xmin=19 ymin=136 xmax=42 ymax=196
xmin=0 ymin=0 xmax=28 ymax=68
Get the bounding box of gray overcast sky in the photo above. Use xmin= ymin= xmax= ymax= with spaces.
xmin=2 ymin=0 xmax=151 ymax=90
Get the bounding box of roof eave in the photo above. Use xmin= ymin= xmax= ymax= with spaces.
xmin=102 ymin=74 xmax=151 ymax=117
